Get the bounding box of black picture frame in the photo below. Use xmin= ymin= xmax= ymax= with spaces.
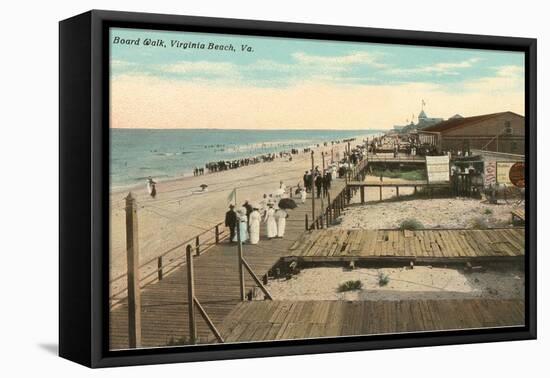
xmin=59 ymin=9 xmax=537 ymax=368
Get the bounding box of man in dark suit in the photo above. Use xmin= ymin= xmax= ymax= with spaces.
xmin=315 ymin=174 xmax=323 ymax=198
xmin=243 ymin=200 xmax=253 ymax=232
xmin=225 ymin=204 xmax=237 ymax=242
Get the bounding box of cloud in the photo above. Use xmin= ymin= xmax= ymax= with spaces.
xmin=386 ymin=58 xmax=481 ymax=76
xmin=111 ymin=59 xmax=137 ymax=69
xmin=159 ymin=61 xmax=239 ymax=77
xmin=463 ymin=64 xmax=524 ymax=92
xmin=494 ymin=65 xmax=524 ymax=78
xmin=291 ymin=51 xmax=387 ymax=69
xmin=143 ymin=51 xmax=387 ymax=85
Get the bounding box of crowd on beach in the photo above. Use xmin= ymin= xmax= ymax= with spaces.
xmin=192 ymin=138 xmax=358 ymax=178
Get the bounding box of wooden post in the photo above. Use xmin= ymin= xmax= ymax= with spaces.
xmin=379 ymin=186 xmax=382 ymax=201
xmin=310 ymin=151 xmax=315 ymax=225
xmin=327 ymin=191 xmax=332 ymax=224
xmin=305 ymin=214 xmax=309 ymax=230
xmin=396 ymin=186 xmax=400 ymax=197
xmin=237 ymin=222 xmax=245 ymax=301
xmin=321 ymin=151 xmax=326 ymax=208
xmin=360 ymin=186 xmax=365 ymax=204
xmin=195 ymin=236 xmax=200 ymax=255
xmin=157 ymin=256 xmax=163 ymax=281
xmin=326 ymin=209 xmax=329 ymax=228
xmin=186 ymin=245 xmax=196 ymax=344
xmin=125 ymin=192 xmax=142 ymax=348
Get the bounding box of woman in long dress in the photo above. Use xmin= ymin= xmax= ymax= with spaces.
xmin=263 ymin=203 xmax=277 ymax=239
xmin=232 ymin=209 xmax=249 ymax=243
xmin=300 ymin=187 xmax=307 ymax=204
xmin=274 ymin=208 xmax=288 ymax=238
xmin=249 ymin=207 xmax=261 ymax=244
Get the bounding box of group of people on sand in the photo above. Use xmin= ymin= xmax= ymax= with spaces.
xmin=224 ymin=195 xmax=289 ymax=246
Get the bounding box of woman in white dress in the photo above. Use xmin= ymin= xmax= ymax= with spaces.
xmin=232 ymin=208 xmax=249 ymax=243
xmin=249 ymin=207 xmax=261 ymax=245
xmin=263 ymin=203 xmax=277 ymax=239
xmin=274 ymin=208 xmax=288 ymax=238
xmin=300 ymin=187 xmax=307 ymax=204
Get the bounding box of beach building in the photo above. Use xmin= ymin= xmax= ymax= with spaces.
xmin=422 ymin=111 xmax=525 ymax=154
xmin=394 ymin=102 xmax=444 ymax=133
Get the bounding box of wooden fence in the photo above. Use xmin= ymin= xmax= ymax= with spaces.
xmin=109 ymin=193 xmax=228 ymax=308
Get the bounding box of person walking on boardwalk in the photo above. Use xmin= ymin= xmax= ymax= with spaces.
xmin=274 ymin=207 xmax=288 ymax=238
xmin=243 ymin=200 xmax=253 ymax=232
xmin=263 ymin=202 xmax=277 ymax=239
xmin=233 ymin=208 xmax=249 ymax=243
xmin=249 ymin=206 xmax=261 ymax=244
xmin=300 ymin=186 xmax=307 ymax=204
xmin=225 ymin=204 xmax=237 ymax=243
xmin=325 ymin=170 xmax=332 ymax=190
xmin=322 ymin=172 xmax=329 ymax=197
xmin=303 ymin=171 xmax=309 ymax=192
xmin=315 ymin=174 xmax=323 ymax=198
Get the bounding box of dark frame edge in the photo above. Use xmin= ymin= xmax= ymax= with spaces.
xmin=59 ymin=11 xmax=94 ymax=367
xmin=526 ymin=38 xmax=537 ymax=340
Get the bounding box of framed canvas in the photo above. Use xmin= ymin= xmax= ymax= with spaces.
xmin=59 ymin=10 xmax=537 ymax=368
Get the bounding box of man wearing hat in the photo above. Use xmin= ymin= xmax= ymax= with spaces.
xmin=225 ymin=204 xmax=237 ymax=242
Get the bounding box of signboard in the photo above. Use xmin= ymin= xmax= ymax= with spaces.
xmin=496 ymin=162 xmax=515 ymax=184
xmin=484 ymin=161 xmax=496 ymax=188
xmin=509 ymin=162 xmax=526 ymax=188
xmin=426 ymin=155 xmax=450 ymax=183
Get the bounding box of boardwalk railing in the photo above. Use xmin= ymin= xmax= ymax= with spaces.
xmin=185 ymin=245 xmax=224 ymax=344
xmin=236 ymin=223 xmax=273 ymax=301
xmin=116 ymin=193 xmax=274 ymax=347
xmin=366 ymin=155 xmax=426 ymax=162
xmin=109 ymin=198 xmax=228 ymax=308
xmin=305 ymin=157 xmax=368 ymax=231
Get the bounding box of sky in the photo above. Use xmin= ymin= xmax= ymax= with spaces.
xmin=110 ymin=27 xmax=525 ymax=130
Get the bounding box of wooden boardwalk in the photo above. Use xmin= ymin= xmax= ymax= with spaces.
xmin=288 ymin=228 xmax=525 ymax=261
xmin=110 ymin=179 xmax=348 ymax=349
xmin=220 ymin=299 xmax=525 ymax=342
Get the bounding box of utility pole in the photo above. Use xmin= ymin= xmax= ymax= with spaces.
xmin=321 ymin=151 xmax=325 ymax=210
xmin=310 ymin=151 xmax=315 ymax=229
xmin=125 ymin=192 xmax=142 ymax=348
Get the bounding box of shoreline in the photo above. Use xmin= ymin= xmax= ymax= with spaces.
xmin=110 ymin=131 xmax=378 ymax=193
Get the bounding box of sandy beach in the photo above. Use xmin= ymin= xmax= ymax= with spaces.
xmin=263 ymin=266 xmax=524 ymax=301
xmin=109 ymin=137 xmax=363 ymax=291
xmin=336 ymin=196 xmax=522 ymax=230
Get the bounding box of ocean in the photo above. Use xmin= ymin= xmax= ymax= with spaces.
xmin=110 ymin=128 xmax=381 ymax=189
